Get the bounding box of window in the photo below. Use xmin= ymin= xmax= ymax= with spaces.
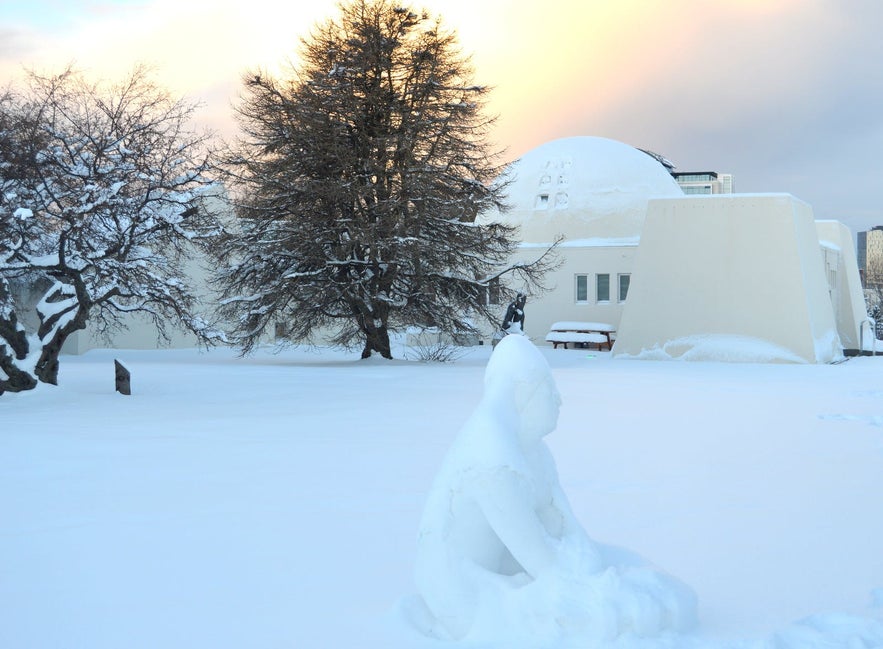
xmin=535 ymin=194 xmax=549 ymax=209
xmin=578 ymin=273 xmax=615 ymax=302
xmin=618 ymin=273 xmax=630 ymax=302
xmin=481 ymin=277 xmax=501 ymax=305
xmin=596 ymin=274 xmax=610 ymax=302
xmin=827 ymin=267 xmax=837 ymax=304
xmin=575 ymin=275 xmax=588 ymax=303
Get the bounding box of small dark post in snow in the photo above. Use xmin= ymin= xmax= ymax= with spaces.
xmin=114 ymin=360 xmax=131 ymax=395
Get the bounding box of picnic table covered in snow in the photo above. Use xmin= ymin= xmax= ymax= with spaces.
xmin=545 ymin=321 xmax=615 ymax=350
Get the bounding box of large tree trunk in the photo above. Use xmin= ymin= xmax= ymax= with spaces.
xmin=354 ymin=299 xmax=393 ymax=359
xmin=0 ymin=344 xmax=38 ymax=394
xmin=33 ymin=282 xmax=90 ymax=386
xmin=34 ymin=316 xmax=87 ymax=385
xmin=34 ymin=332 xmax=66 ymax=385
xmin=0 ymin=310 xmax=85 ymax=391
xmin=0 ymin=290 xmax=39 ymax=394
xmin=361 ymin=324 xmax=392 ymax=359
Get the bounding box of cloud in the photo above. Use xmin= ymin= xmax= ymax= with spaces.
xmin=4 ymin=0 xmax=883 ymax=232
xmin=0 ymin=28 xmax=35 ymax=64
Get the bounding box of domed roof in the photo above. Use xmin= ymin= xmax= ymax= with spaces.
xmin=484 ymin=136 xmax=684 ymax=243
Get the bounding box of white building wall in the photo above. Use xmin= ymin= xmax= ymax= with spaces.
xmin=62 ymin=249 xmax=212 ymax=354
xmin=815 ymin=220 xmax=870 ymax=352
xmin=613 ymin=194 xmax=842 ymax=363
xmin=61 ymin=190 xmax=230 ymax=355
xmin=506 ymin=243 xmax=637 ymax=341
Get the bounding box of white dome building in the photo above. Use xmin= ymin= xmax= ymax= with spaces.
xmin=490 ymin=135 xmax=683 ymax=243
xmin=480 ymin=136 xmax=684 ymax=344
xmin=482 ymin=136 xmax=867 ymax=363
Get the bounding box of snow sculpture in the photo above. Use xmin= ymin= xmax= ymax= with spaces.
xmin=409 ymin=334 xmax=697 ymax=644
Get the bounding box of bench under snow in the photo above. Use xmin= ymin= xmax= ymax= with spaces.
xmin=545 ymin=321 xmax=615 ymax=350
xmin=549 ymin=321 xmax=615 ymax=333
xmin=545 ymin=331 xmax=610 ymax=349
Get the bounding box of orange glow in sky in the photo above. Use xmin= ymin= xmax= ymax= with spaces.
xmin=3 ymin=0 xmax=883 ymax=230
xmin=0 ymin=0 xmax=805 ymax=157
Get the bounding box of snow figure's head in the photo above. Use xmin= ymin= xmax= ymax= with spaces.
xmin=484 ymin=335 xmax=561 ymax=442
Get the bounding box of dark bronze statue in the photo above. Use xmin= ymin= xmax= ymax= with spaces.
xmin=501 ymin=293 xmax=526 ymax=334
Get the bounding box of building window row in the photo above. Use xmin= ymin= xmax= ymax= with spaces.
xmin=535 ymin=192 xmax=570 ymax=209
xmin=672 ymin=171 xmax=735 ymax=195
xmin=575 ymin=273 xmax=629 ymax=304
xmin=682 ymin=185 xmax=713 ymax=195
xmin=673 ymin=173 xmax=716 ymax=183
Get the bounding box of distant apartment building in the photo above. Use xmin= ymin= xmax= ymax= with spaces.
xmin=671 ymin=171 xmax=735 ymax=195
xmin=856 ymin=226 xmax=883 ymax=287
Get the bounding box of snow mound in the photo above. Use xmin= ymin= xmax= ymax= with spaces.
xmin=406 ymin=334 xmax=697 ymax=644
xmin=770 ymin=613 xmax=883 ymax=648
xmin=616 ymin=334 xmax=810 ymax=364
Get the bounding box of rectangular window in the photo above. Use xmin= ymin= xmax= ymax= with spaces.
xmin=596 ymin=274 xmax=610 ymax=302
xmin=486 ymin=277 xmax=500 ymax=305
xmin=618 ymin=273 xmax=630 ymax=302
xmin=477 ymin=277 xmax=500 ymax=306
xmin=575 ymin=274 xmax=588 ymax=303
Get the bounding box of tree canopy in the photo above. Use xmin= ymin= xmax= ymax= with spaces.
xmin=213 ymin=0 xmax=556 ymax=358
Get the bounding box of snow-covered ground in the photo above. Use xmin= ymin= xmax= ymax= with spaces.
xmin=2 ymin=341 xmax=882 ymax=648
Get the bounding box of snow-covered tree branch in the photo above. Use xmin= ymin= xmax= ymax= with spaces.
xmin=0 ymin=67 xmax=225 ymax=394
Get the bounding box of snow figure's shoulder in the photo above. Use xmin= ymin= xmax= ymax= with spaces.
xmin=442 ymin=403 xmax=530 ymax=478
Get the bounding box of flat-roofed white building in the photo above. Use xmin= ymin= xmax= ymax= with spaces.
xmin=672 ymin=171 xmax=735 ymax=195
xmin=481 ymin=137 xmax=867 ymax=363
xmin=612 ymin=195 xmax=864 ymax=363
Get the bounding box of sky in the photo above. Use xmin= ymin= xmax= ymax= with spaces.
xmin=3 ymin=0 xmax=883 ymax=234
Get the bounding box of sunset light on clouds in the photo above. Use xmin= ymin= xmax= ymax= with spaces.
xmin=4 ymin=0 xmax=883 ymax=232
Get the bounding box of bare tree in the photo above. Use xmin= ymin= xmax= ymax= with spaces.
xmin=0 ymin=67 xmax=225 ymax=394
xmin=212 ymin=0 xmax=557 ymax=359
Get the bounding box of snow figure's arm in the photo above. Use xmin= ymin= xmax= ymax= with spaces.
xmin=548 ymin=482 xmax=586 ymax=537
xmin=472 ymin=467 xmax=559 ymax=579
xmin=531 ymin=444 xmax=604 ymax=573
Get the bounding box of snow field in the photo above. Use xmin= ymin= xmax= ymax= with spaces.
xmin=1 ymin=343 xmax=882 ymax=648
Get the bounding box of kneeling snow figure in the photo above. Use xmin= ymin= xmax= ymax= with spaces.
xmin=409 ymin=334 xmax=697 ymax=644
